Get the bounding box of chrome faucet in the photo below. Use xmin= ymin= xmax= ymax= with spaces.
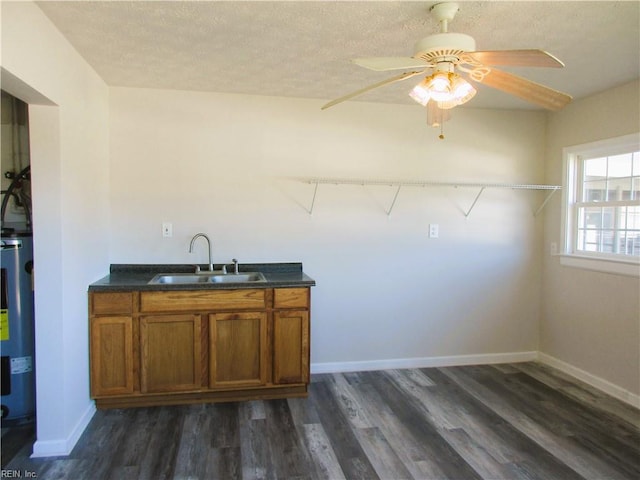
xmin=220 ymin=259 xmax=238 ymax=275
xmin=189 ymin=233 xmax=214 ymax=272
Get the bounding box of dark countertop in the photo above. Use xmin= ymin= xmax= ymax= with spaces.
xmin=89 ymin=263 xmax=316 ymax=292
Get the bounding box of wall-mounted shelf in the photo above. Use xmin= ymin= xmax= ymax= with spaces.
xmin=291 ymin=177 xmax=561 ymax=217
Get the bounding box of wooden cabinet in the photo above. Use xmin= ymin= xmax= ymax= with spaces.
xmin=90 ymin=315 xmax=134 ymax=397
xmin=273 ymin=310 xmax=309 ymax=384
xmin=89 ymin=286 xmax=310 ymax=408
xmin=140 ymin=314 xmax=202 ymax=393
xmin=90 ymin=293 xmax=135 ymax=398
xmin=272 ymin=288 xmax=310 ymax=384
xmin=210 ymin=312 xmax=267 ymax=388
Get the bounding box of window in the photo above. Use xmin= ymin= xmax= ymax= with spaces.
xmin=562 ymin=133 xmax=640 ymax=276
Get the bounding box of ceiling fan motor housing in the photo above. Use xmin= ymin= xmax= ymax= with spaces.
xmin=413 ymin=32 xmax=476 ymax=63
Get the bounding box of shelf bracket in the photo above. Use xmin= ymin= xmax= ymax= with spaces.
xmin=307 ymin=181 xmax=319 ymax=215
xmin=386 ymin=185 xmax=402 ymax=216
xmin=464 ymin=187 xmax=485 ymax=218
xmin=534 ymin=187 xmax=559 ymax=217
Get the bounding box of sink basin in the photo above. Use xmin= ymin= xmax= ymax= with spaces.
xmin=209 ymin=273 xmax=266 ymax=283
xmin=149 ymin=272 xmax=266 ymax=285
xmin=149 ymin=274 xmax=211 ymax=284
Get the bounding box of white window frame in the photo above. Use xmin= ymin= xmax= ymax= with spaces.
xmin=561 ymin=133 xmax=640 ymax=277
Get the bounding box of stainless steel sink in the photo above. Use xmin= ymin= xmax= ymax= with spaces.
xmin=148 ymin=272 xmax=266 ymax=285
xmin=148 ymin=274 xmax=210 ymax=284
xmin=209 ymin=273 xmax=266 ymax=283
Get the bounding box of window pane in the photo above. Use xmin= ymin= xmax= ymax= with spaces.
xmin=576 ymin=206 xmax=640 ymax=256
xmin=601 ymin=230 xmax=615 ymax=253
xmin=627 ymin=235 xmax=640 ymax=256
xmin=608 ymin=176 xmax=633 ymax=200
xmin=577 ymin=229 xmax=597 ymax=252
xmin=583 ymin=157 xmax=606 ymax=201
xmin=633 ymin=152 xmax=640 ymax=200
xmin=583 ymin=157 xmax=607 ymax=178
xmin=584 ymin=179 xmax=606 ymax=201
xmin=578 ymin=206 xmax=601 ymax=229
xmin=608 ymin=153 xmax=632 ymax=177
xmin=619 ymin=206 xmax=628 ymax=229
xmin=627 ymin=205 xmax=640 ymax=229
xmin=570 ymin=142 xmax=640 ymax=262
xmin=602 ymin=207 xmax=615 ymax=229
xmin=625 ymin=206 xmax=640 ymax=256
xmin=576 ymin=230 xmax=595 ymax=252
xmin=607 ymin=153 xmax=633 ymax=200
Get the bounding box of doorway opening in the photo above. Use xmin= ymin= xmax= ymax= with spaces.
xmin=1 ymin=90 xmax=36 ymax=456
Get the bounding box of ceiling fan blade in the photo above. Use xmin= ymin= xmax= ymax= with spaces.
xmin=352 ymin=57 xmax=430 ymax=71
xmin=321 ymin=70 xmax=425 ymax=110
xmin=472 ymin=67 xmax=572 ymax=111
xmin=466 ymin=49 xmax=565 ymax=68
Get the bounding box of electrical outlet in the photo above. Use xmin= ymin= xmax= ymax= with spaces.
xmin=550 ymin=242 xmax=558 ymax=256
xmin=429 ymin=224 xmax=439 ymax=238
xmin=162 ymin=222 xmax=173 ymax=237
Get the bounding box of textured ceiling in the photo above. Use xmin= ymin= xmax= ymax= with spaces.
xmin=36 ymin=1 xmax=640 ymax=110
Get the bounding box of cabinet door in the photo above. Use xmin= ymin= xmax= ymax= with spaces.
xmin=273 ymin=310 xmax=309 ymax=384
xmin=90 ymin=316 xmax=134 ymax=397
xmin=210 ymin=312 xmax=267 ymax=388
xmin=140 ymin=314 xmax=202 ymax=393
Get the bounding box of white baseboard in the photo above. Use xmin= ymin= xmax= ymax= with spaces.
xmin=312 ymin=351 xmax=640 ymax=409
xmin=537 ymin=352 xmax=640 ymax=409
xmin=31 ymin=402 xmax=96 ymax=458
xmin=311 ymin=351 xmax=538 ymax=374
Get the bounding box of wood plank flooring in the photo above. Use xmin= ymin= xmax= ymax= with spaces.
xmin=3 ymin=362 xmax=639 ymax=479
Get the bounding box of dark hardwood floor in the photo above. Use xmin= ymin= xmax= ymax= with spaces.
xmin=2 ymin=362 xmax=639 ymax=479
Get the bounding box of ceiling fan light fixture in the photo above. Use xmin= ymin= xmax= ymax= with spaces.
xmin=448 ymin=74 xmax=476 ymax=106
xmin=409 ymin=83 xmax=431 ymax=106
xmin=409 ymin=71 xmax=476 ymax=108
xmin=426 ymin=72 xmax=453 ymax=101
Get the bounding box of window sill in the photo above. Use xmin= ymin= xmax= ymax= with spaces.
xmin=559 ymin=254 xmax=640 ymax=277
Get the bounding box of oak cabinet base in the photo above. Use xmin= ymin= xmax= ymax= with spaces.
xmin=94 ymin=384 xmax=308 ymax=409
xmin=89 ymin=287 xmax=310 ymax=408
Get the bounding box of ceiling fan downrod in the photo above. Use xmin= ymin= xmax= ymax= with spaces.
xmin=430 ymin=2 xmax=460 ymax=33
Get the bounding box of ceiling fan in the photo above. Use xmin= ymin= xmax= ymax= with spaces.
xmin=321 ymin=2 xmax=572 ymax=124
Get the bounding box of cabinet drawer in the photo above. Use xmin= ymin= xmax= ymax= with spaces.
xmin=90 ymin=292 xmax=134 ymax=315
xmin=273 ymin=288 xmax=309 ymax=309
xmin=140 ymin=289 xmax=267 ymax=312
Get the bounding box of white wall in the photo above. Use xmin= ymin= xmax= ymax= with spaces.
xmin=542 ymin=80 xmax=640 ymax=398
xmin=109 ymin=86 xmax=547 ymax=368
xmin=1 ymin=2 xmax=110 ymax=455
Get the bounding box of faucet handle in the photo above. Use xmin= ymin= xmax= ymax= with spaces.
xmin=194 ymin=264 xmax=201 ymax=274
xmin=232 ymin=258 xmax=239 ymax=274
